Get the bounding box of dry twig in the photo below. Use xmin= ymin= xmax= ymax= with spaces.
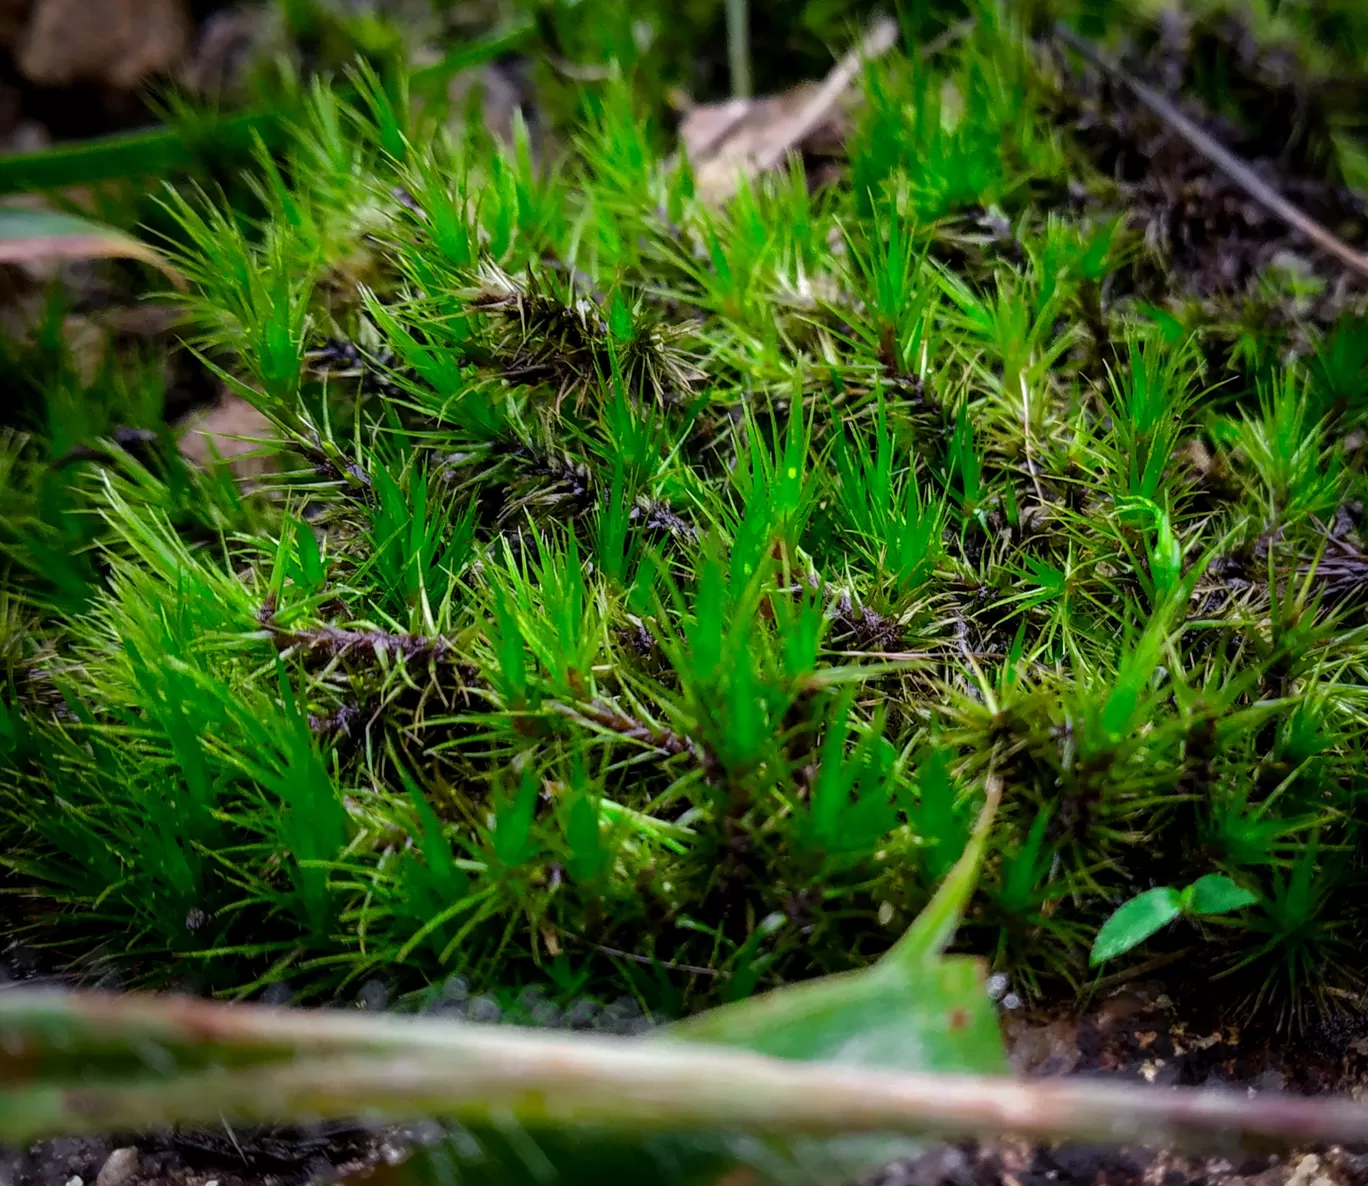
xmin=1054 ymin=23 xmax=1368 ymax=281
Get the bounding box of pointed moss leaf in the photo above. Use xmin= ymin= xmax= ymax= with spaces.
xmin=0 ymin=208 xmax=183 ymax=287
xmin=1089 ymin=887 xmax=1183 ymax=966
xmin=491 ymin=765 xmax=540 ymax=867
xmin=1100 ymin=625 xmax=1163 ymax=741
xmin=566 ymin=792 xmax=607 ymax=883
xmin=1185 ymin=873 xmax=1257 ymax=917
xmin=908 ymin=748 xmax=969 ymax=884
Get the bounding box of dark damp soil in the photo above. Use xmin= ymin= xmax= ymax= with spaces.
xmin=1049 ymin=9 xmax=1368 ymax=305
xmin=878 ymin=979 xmax=1368 ymax=1186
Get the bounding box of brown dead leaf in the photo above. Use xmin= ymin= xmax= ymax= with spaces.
xmin=97 ymin=302 xmax=190 ymax=338
xmin=18 ymin=0 xmax=190 ymax=89
xmin=678 ymin=17 xmax=898 ymax=205
xmin=681 ymin=84 xmax=843 ymax=206
xmin=0 ymin=206 xmax=185 ymax=288
xmin=177 ymin=390 xmax=278 ymax=483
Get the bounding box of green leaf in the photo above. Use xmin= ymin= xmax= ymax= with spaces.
xmin=1184 ymin=873 xmax=1257 ymax=917
xmin=382 ymin=950 xmax=1002 ymax=1186
xmin=0 ymin=208 xmax=183 ymax=286
xmin=490 ymin=764 xmax=540 ymax=867
xmin=885 ymin=773 xmax=1001 ymax=970
xmin=1090 ymin=887 xmax=1183 ymax=966
xmin=566 ymin=791 xmax=607 ymax=884
xmin=665 ymin=954 xmax=1005 ymax=1074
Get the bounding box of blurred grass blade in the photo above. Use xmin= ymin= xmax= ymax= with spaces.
xmin=0 ymin=208 xmax=185 ymax=286
xmin=0 ymin=113 xmax=269 ymax=196
xmin=665 ymin=774 xmax=1006 ymax=1070
xmin=0 ymin=22 xmax=533 ymax=194
xmin=884 ymin=773 xmax=1003 ymax=970
xmin=5 ymin=992 xmax=1368 ymax=1163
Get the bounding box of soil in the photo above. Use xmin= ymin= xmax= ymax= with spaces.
xmin=1049 ymin=11 xmax=1368 ymax=316
xmin=870 ymin=982 xmax=1368 ymax=1186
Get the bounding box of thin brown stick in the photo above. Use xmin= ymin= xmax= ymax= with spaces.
xmin=1054 ymin=23 xmax=1368 ymax=281
xmin=548 ymin=699 xmax=694 ymax=756
xmin=571 ymin=937 xmax=726 ymax=979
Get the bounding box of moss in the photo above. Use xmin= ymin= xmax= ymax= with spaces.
xmin=1 ymin=0 xmax=1367 ymax=1029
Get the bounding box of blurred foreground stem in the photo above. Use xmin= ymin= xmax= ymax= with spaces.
xmin=4 ymin=990 xmax=1368 ymax=1154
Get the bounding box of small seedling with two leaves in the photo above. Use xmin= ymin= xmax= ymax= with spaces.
xmin=1090 ymin=874 xmax=1259 ymax=967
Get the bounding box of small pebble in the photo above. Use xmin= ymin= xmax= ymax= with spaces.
xmin=529 ymin=1000 xmax=562 ymax=1028
xmin=261 ymin=980 xmax=293 ymax=1006
xmin=612 ymin=994 xmax=641 ymax=1016
xmin=95 ymin=1147 xmax=139 ymax=1186
xmin=600 ymin=995 xmax=641 ymax=1030
xmin=563 ymin=998 xmax=599 ymax=1029
xmin=441 ymin=974 xmax=469 ymax=1002
xmin=357 ymin=979 xmax=389 ymax=1011
xmin=466 ymin=994 xmax=501 ymax=1024
xmin=517 ymin=985 xmax=547 ymax=1012
xmin=599 ymin=1003 xmax=645 ymax=1033
xmin=65 ymin=1177 xmax=83 ymax=1186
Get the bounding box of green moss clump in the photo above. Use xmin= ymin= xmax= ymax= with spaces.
xmin=2 ymin=2 xmax=1367 ymax=1030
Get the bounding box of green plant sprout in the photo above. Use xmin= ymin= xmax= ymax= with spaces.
xmin=1090 ymin=875 xmax=1258 ymax=966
